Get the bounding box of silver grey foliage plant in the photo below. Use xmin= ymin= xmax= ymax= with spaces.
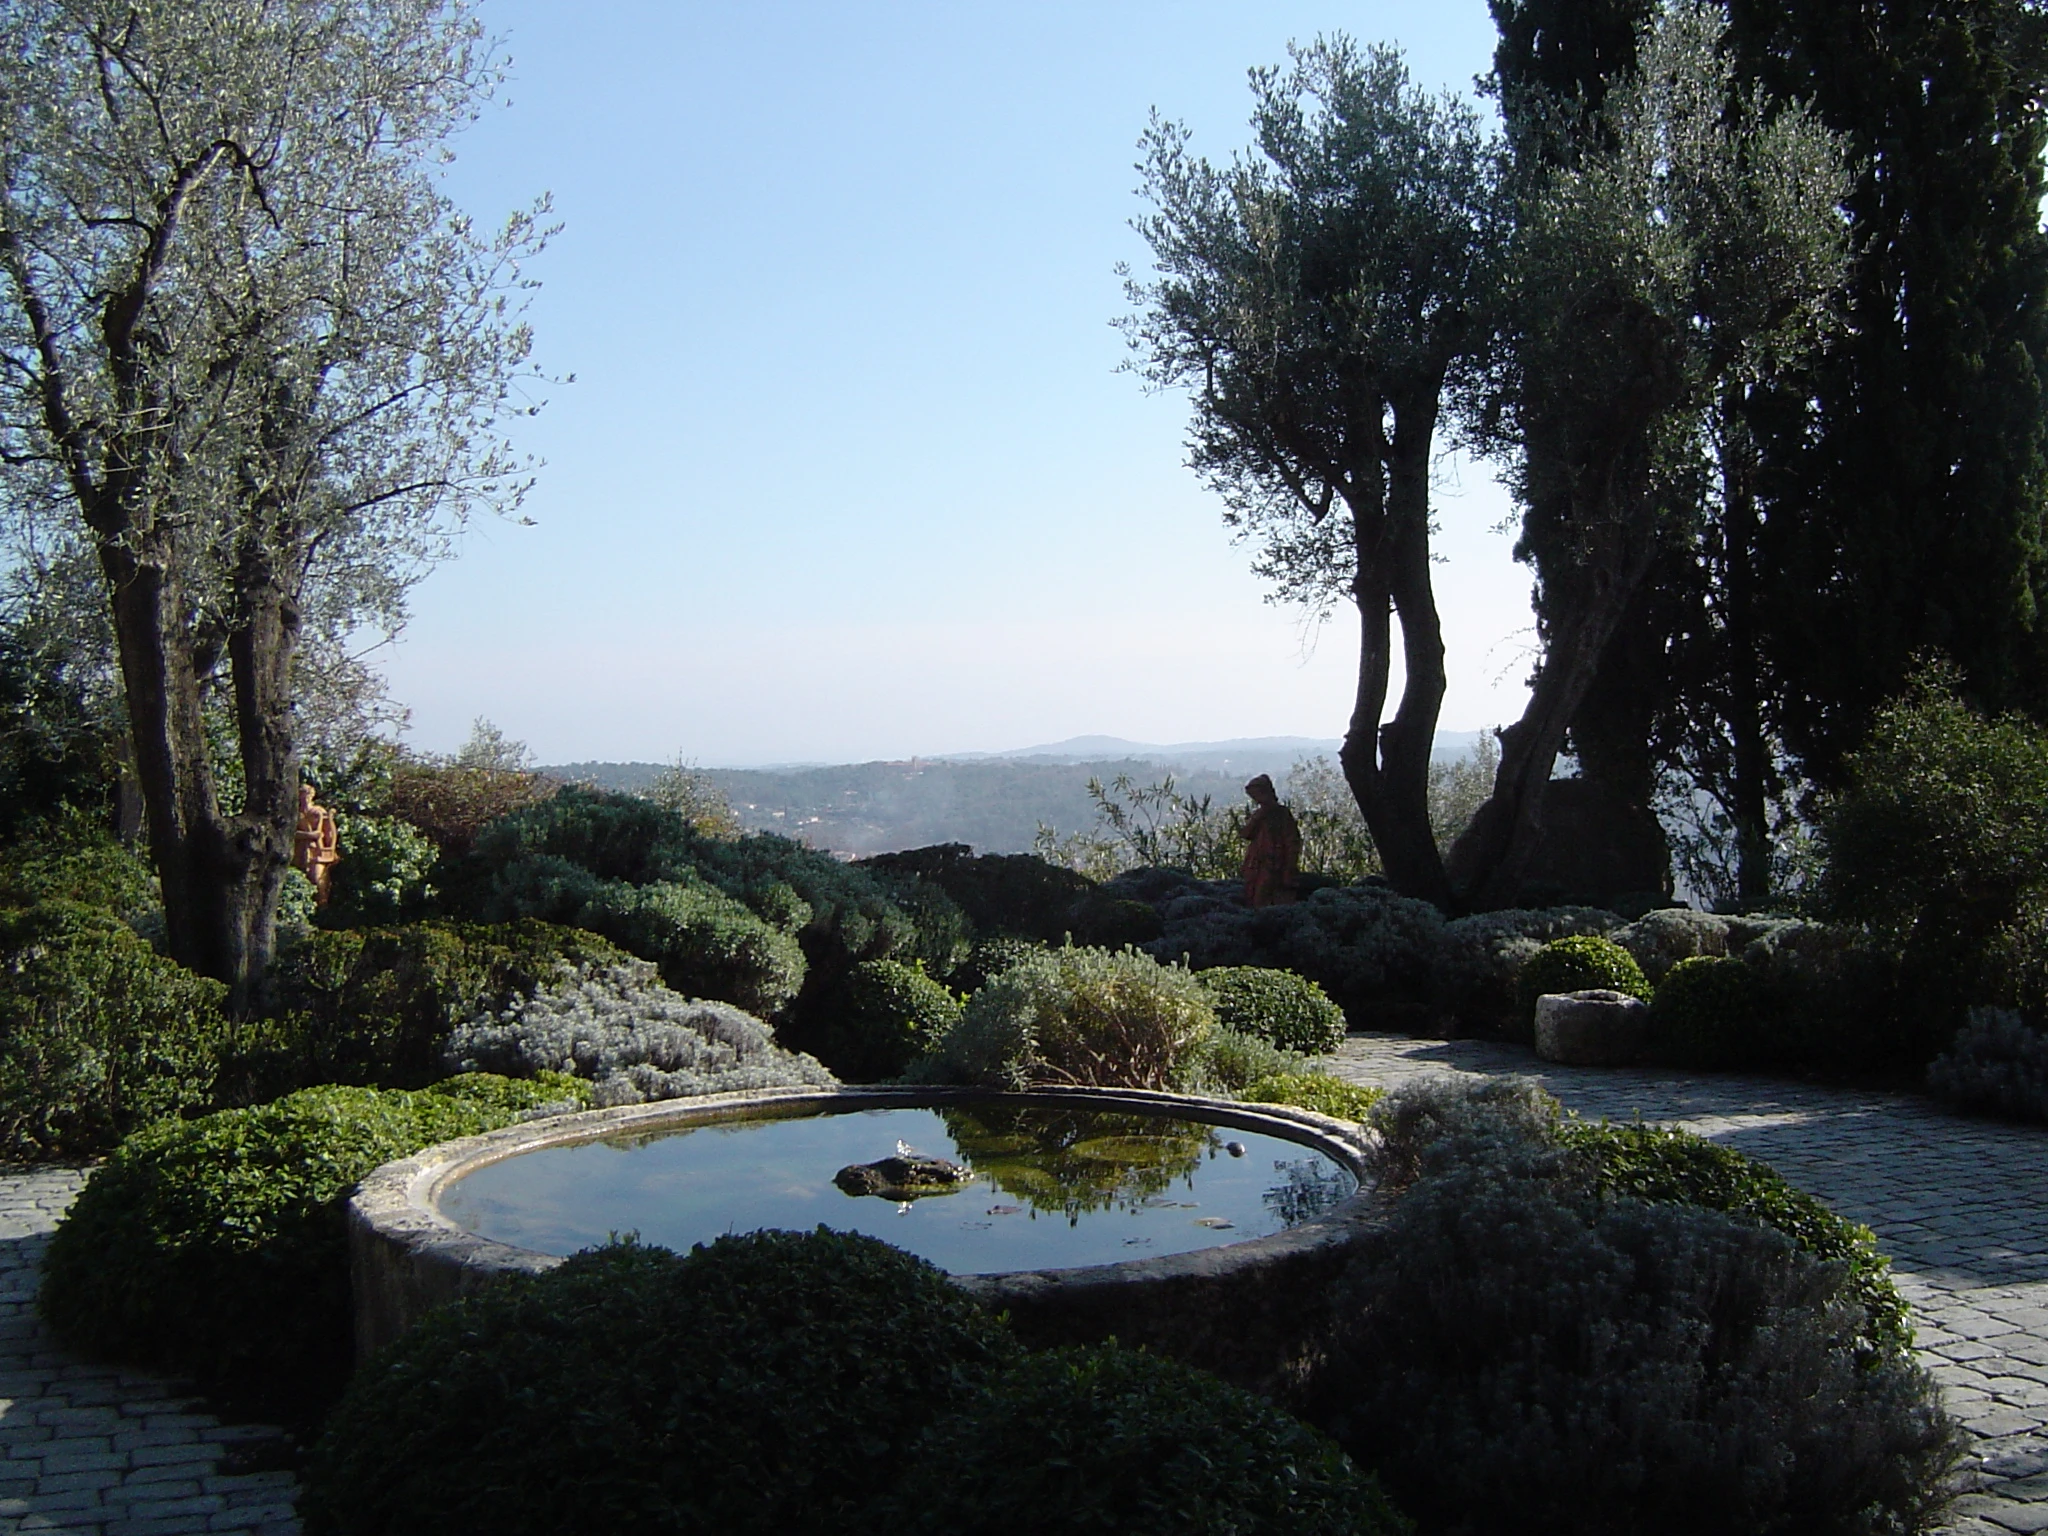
xmin=445 ymin=958 xmax=834 ymax=1108
xmin=1928 ymin=1008 xmax=2048 ymax=1123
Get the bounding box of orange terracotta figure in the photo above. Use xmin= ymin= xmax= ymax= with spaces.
xmin=1240 ymin=774 xmax=1302 ymax=908
xmin=293 ymin=783 xmax=341 ymax=906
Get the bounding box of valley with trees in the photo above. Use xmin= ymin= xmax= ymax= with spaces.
xmin=1 ymin=1 xmax=2046 ymax=1532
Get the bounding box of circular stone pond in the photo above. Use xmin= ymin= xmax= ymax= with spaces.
xmin=349 ymin=1085 xmax=1383 ymax=1391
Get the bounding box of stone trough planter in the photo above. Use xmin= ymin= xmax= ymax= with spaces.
xmin=1533 ymin=989 xmax=1650 ymax=1066
xmin=347 ymin=1084 xmax=1387 ymax=1399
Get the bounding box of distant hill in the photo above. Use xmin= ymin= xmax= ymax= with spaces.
xmin=542 ymin=731 xmax=1493 ymax=858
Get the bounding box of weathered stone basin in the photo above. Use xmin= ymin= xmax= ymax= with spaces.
xmin=347 ymin=1084 xmax=1382 ymax=1395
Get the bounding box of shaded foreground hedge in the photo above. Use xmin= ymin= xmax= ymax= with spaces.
xmin=40 ymin=1074 xmax=588 ymax=1422
xmin=303 ymin=1232 xmax=1022 ymax=1535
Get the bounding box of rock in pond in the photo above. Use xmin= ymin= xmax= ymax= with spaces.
xmin=834 ymin=1154 xmax=972 ymax=1200
xmin=1534 ymin=989 xmax=1648 ymax=1067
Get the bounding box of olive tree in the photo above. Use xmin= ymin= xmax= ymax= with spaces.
xmin=1447 ymin=1 xmax=1851 ymax=909
xmin=0 ymin=0 xmax=546 ymax=1005
xmin=1126 ymin=38 xmax=1505 ymax=906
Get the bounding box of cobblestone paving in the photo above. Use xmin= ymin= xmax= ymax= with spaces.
xmin=1327 ymin=1032 xmax=2048 ymax=1536
xmin=0 ymin=1168 xmax=300 ymax=1535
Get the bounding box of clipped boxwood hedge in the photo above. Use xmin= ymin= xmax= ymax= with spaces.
xmin=1517 ymin=934 xmax=1650 ymax=1017
xmin=1647 ymin=953 xmax=1770 ymax=1068
xmin=39 ymin=1074 xmax=588 ymax=1421
xmin=1559 ymin=1118 xmax=1911 ymax=1358
xmin=1199 ymin=966 xmax=1348 ymax=1054
xmin=0 ymin=900 xmax=231 ymax=1158
xmin=302 ymin=1230 xmax=1020 ymax=1535
xmin=882 ymin=1343 xmax=1410 ymax=1535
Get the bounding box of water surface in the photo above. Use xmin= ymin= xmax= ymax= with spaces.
xmin=439 ymin=1104 xmax=1355 ymax=1274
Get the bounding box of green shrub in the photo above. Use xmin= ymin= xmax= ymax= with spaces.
xmin=818 ymin=958 xmax=961 ymax=1081
xmin=1647 ymin=954 xmax=1770 ymax=1068
xmin=1432 ymin=907 xmax=1622 ymax=1033
xmin=1065 ymin=891 xmax=1166 ymax=948
xmin=321 ymin=812 xmax=440 ymax=926
xmin=1313 ymin=1148 xmax=1959 ymax=1536
xmin=247 ymin=919 xmax=636 ymax=1094
xmin=1928 ymin=1007 xmax=2048 ymax=1123
xmin=952 ymin=934 xmax=1047 ymax=996
xmin=1242 ymin=1072 xmax=1384 ymax=1121
xmin=1199 ymin=966 xmax=1347 ymax=1053
xmin=917 ymin=945 xmax=1216 ymax=1090
xmin=301 ymin=1231 xmax=1020 ymax=1535
xmin=1175 ymin=1027 xmax=1304 ymax=1095
xmin=884 ymin=1343 xmax=1409 ymax=1536
xmin=1516 ymin=933 xmax=1649 ymax=1016
xmin=0 ymin=818 xmax=159 ymax=916
xmin=1558 ymin=1119 xmax=1911 ymax=1358
xmin=0 ymin=901 xmax=230 ymax=1157
xmin=858 ymin=843 xmax=1094 ymax=940
xmin=579 ymin=876 xmax=807 ymax=1017
xmin=1816 ymin=666 xmax=2048 ymax=1059
xmin=40 ymin=1074 xmax=587 ymax=1421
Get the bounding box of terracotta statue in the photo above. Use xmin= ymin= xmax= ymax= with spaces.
xmin=1240 ymin=774 xmax=1301 ymax=908
xmin=292 ymin=783 xmax=341 ymax=906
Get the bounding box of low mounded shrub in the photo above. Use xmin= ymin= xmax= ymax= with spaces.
xmin=1558 ymin=1119 xmax=1911 ymax=1358
xmin=579 ymin=876 xmax=807 ymax=1018
xmin=1199 ymin=966 xmax=1347 ymax=1054
xmin=1612 ymin=907 xmax=1732 ymax=984
xmin=444 ymin=957 xmax=834 ymax=1105
xmin=857 ymin=843 xmax=1094 ymax=941
xmin=818 ymin=958 xmax=962 ymax=1081
xmin=1517 ymin=934 xmax=1650 ymax=1018
xmin=1242 ymin=1072 xmax=1385 ymax=1121
xmin=248 ymin=919 xmax=636 ymax=1094
xmin=1175 ymin=1026 xmax=1304 ymax=1096
xmin=1433 ymin=907 xmax=1620 ymax=1033
xmin=302 ymin=1231 xmax=1021 ymax=1535
xmin=1928 ymin=1007 xmax=2048 ymax=1123
xmin=1314 ymin=1150 xmax=1959 ymax=1536
xmin=40 ymin=1074 xmax=588 ymax=1420
xmin=950 ymin=934 xmax=1047 ymax=996
xmin=916 ymin=945 xmax=1215 ymax=1090
xmin=0 ymin=820 xmax=159 ymax=916
xmin=0 ymin=901 xmax=230 ymax=1157
xmin=1648 ymin=954 xmax=1769 ymax=1069
xmin=883 ymin=1343 xmax=1410 ymax=1536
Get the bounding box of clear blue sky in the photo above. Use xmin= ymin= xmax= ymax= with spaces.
xmin=383 ymin=1 xmax=1537 ymax=766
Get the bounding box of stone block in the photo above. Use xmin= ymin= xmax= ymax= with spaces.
xmin=1533 ymin=990 xmax=1648 ymax=1067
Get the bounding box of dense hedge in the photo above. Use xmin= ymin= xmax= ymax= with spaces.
xmin=856 ymin=843 xmax=1094 ymax=940
xmin=0 ymin=901 xmax=230 ymax=1157
xmin=883 ymin=1344 xmax=1409 ymax=1536
xmin=0 ymin=821 xmax=159 ymax=915
xmin=245 ymin=919 xmax=635 ymax=1095
xmin=819 ymin=958 xmax=962 ymax=1082
xmin=1928 ymin=1008 xmax=2048 ymax=1123
xmin=302 ymin=1231 xmax=1020 ymax=1535
xmin=578 ymin=876 xmax=807 ymax=1017
xmin=1199 ymin=966 xmax=1348 ymax=1054
xmin=1317 ymin=1079 xmax=1959 ymax=1535
xmin=40 ymin=1075 xmax=588 ymax=1421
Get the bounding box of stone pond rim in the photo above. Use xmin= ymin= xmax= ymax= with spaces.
xmin=347 ymin=1084 xmax=1386 ymax=1397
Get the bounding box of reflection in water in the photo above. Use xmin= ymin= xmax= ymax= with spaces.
xmin=1263 ymin=1158 xmax=1354 ymax=1227
xmin=941 ymin=1107 xmax=1214 ymax=1226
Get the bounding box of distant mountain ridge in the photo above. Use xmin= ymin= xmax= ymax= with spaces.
xmin=539 ymin=731 xmax=1492 ymax=858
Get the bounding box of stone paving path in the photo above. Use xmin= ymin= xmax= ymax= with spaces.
xmin=0 ymin=1040 xmax=2043 ymax=1533
xmin=1326 ymin=1032 xmax=2048 ymax=1536
xmin=0 ymin=1169 xmax=300 ymax=1534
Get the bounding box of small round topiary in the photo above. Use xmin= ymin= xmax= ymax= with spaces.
xmin=820 ymin=958 xmax=963 ymax=1081
xmin=302 ymin=1230 xmax=1021 ymax=1536
xmin=1647 ymin=953 xmax=1768 ymax=1068
xmin=39 ymin=1074 xmax=588 ymax=1421
xmin=1199 ymin=966 xmax=1348 ymax=1054
xmin=1517 ymin=934 xmax=1650 ymax=1018
xmin=883 ymin=1343 xmax=1410 ymax=1536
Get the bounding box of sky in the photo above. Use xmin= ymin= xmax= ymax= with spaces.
xmin=381 ymin=1 xmax=1538 ymax=767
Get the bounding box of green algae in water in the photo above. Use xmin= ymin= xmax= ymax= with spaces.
xmin=439 ymin=1105 xmax=1356 ymax=1274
